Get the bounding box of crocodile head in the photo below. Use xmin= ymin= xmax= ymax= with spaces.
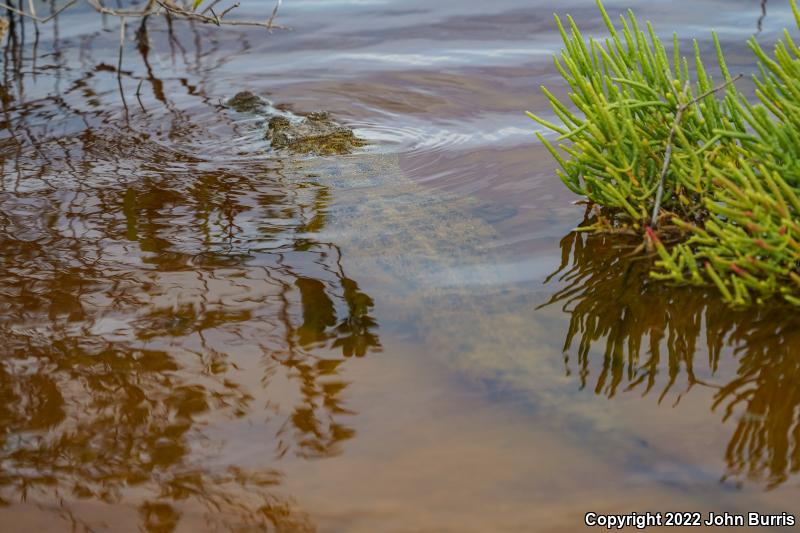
xmin=266 ymin=113 xmax=364 ymax=156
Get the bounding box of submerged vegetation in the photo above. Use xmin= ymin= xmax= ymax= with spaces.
xmin=529 ymin=0 xmax=800 ymax=306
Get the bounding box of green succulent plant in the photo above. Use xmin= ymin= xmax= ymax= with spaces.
xmin=530 ymin=0 xmax=800 ymax=307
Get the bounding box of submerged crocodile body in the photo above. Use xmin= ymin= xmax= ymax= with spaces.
xmin=221 ymin=93 xmax=740 ymax=492
xmin=226 ymin=91 xmax=537 ymax=382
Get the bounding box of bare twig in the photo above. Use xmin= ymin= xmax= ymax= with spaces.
xmin=218 ymin=1 xmax=238 ymax=19
xmin=117 ymin=15 xmax=126 ymax=77
xmin=1 ymin=0 xmax=286 ymax=29
xmin=757 ymin=0 xmax=767 ymax=35
xmin=28 ymin=0 xmax=40 ymax=45
xmin=268 ymin=0 xmax=282 ymax=30
xmin=650 ymin=73 xmax=743 ymax=228
xmin=154 ymin=0 xmax=286 ymax=28
xmin=135 ymin=79 xmax=146 ymax=111
xmin=0 ymin=0 xmax=77 ymax=23
xmin=208 ymin=7 xmax=219 ymax=25
xmin=85 ymin=0 xmax=156 ymax=18
xmin=201 ymin=0 xmax=223 ymax=15
xmin=117 ymin=17 xmax=129 ymax=119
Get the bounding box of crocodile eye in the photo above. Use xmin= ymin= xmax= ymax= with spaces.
xmin=306 ymin=111 xmax=330 ymax=121
xmin=268 ymin=116 xmax=290 ymax=129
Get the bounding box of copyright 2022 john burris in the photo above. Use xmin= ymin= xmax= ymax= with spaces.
xmin=585 ymin=511 xmax=796 ymax=529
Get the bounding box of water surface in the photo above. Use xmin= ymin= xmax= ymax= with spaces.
xmin=1 ymin=0 xmax=799 ymax=531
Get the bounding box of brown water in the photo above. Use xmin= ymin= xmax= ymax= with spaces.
xmin=1 ymin=1 xmax=799 ymax=531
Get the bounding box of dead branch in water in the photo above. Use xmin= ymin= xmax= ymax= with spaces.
xmin=0 ymin=0 xmax=77 ymax=24
xmin=0 ymin=0 xmax=286 ymax=31
xmin=757 ymin=0 xmax=768 ymax=34
xmin=649 ymin=73 xmax=743 ymax=228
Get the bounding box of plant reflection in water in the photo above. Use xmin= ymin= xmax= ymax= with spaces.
xmin=0 ymin=14 xmax=380 ymax=531
xmin=543 ymin=221 xmax=800 ymax=489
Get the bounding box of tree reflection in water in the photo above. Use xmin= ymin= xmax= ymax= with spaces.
xmin=0 ymin=13 xmax=380 ymax=531
xmin=543 ymin=223 xmax=800 ymax=489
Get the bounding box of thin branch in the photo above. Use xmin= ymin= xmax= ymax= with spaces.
xmin=135 ymin=79 xmax=146 ymax=111
xmin=85 ymin=0 xmax=157 ymax=17
xmin=154 ymin=0 xmax=286 ymax=29
xmin=1 ymin=0 xmax=287 ymax=29
xmin=117 ymin=15 xmax=125 ymax=78
xmin=117 ymin=17 xmax=129 ymax=120
xmin=757 ymin=0 xmax=767 ymax=35
xmin=650 ymin=73 xmax=743 ymax=228
xmin=218 ymin=1 xmax=238 ymax=19
xmin=0 ymin=0 xmax=77 ymax=23
xmin=268 ymin=0 xmax=281 ymax=30
xmin=201 ymin=0 xmax=223 ymax=15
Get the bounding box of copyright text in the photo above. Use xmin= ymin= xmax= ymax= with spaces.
xmin=584 ymin=511 xmax=796 ymax=529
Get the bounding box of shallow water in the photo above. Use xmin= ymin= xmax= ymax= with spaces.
xmin=1 ymin=0 xmax=799 ymax=531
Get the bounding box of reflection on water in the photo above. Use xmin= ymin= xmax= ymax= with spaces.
xmin=0 ymin=14 xmax=380 ymax=531
xmin=543 ymin=224 xmax=800 ymax=489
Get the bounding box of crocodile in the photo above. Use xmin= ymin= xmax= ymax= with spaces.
xmin=227 ymin=92 xmax=364 ymax=155
xmin=222 ymin=96 xmax=666 ymax=425
xmin=267 ymin=112 xmax=365 ymax=155
xmin=233 ymin=101 xmax=752 ymax=496
xmin=222 ymin=94 xmax=601 ymax=399
xmin=224 ymin=93 xmax=546 ymax=377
